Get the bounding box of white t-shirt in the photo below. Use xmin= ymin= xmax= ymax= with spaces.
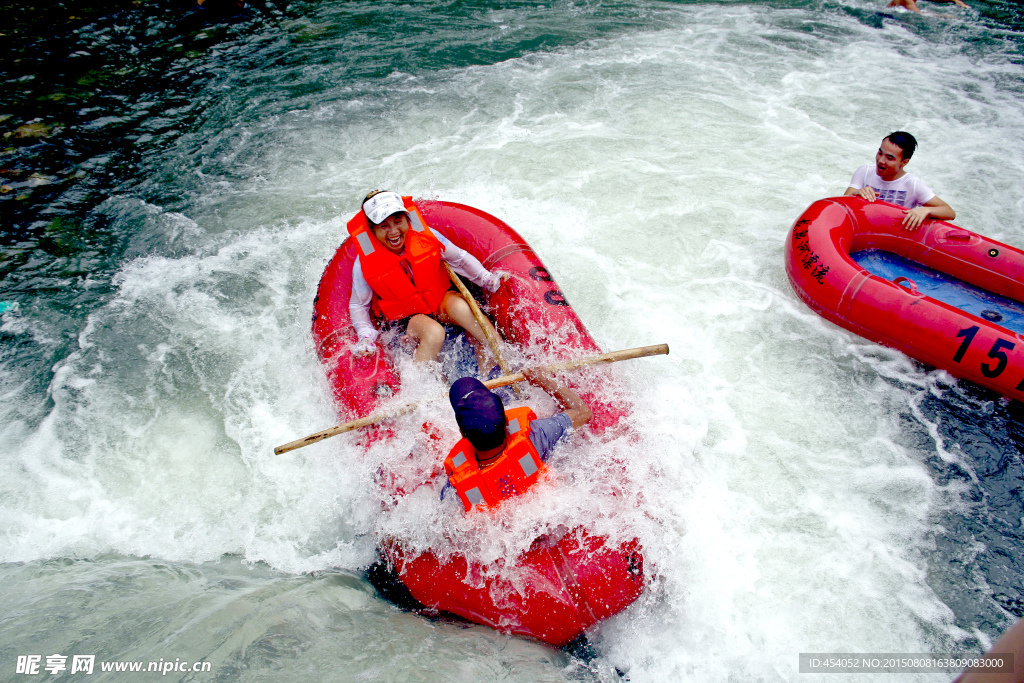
xmin=848 ymin=165 xmax=936 ymax=208
xmin=349 ymin=230 xmax=494 ymax=341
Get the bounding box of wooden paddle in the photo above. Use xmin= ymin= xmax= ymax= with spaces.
xmin=273 ymin=343 xmax=669 ymax=455
xmin=443 ymin=263 xmax=512 ymax=377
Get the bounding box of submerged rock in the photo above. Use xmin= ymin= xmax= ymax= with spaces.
xmin=4 ymin=121 xmax=62 ymax=146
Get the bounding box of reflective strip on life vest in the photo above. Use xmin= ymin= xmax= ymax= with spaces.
xmin=518 ymin=453 xmax=538 ymax=478
xmin=465 ymin=487 xmax=484 ymax=505
xmin=408 ymin=210 xmax=426 ymax=232
xmin=355 ymin=231 xmax=375 ymax=256
xmin=451 ymin=451 xmax=468 ymax=468
xmin=507 ymin=418 xmax=520 ymax=434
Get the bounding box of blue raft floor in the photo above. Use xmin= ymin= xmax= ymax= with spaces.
xmin=851 ymin=249 xmax=1024 ymax=337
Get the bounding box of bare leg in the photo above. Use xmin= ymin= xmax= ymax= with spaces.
xmin=405 ymin=314 xmax=446 ymax=363
xmin=436 ymin=291 xmax=503 ymax=374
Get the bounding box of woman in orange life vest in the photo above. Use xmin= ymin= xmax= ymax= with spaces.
xmin=349 ymin=190 xmax=509 ymax=374
xmin=442 ymin=368 xmax=592 ymax=511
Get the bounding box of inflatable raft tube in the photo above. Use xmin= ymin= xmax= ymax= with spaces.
xmin=311 ymin=200 xmax=645 ymax=646
xmin=786 ymin=195 xmax=1024 ymax=399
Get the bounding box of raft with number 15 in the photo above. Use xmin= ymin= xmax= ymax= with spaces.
xmin=786 ymin=195 xmax=1024 ymax=399
xmin=310 ymin=198 xmax=646 ymax=647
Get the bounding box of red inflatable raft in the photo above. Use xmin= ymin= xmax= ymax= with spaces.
xmin=786 ymin=195 xmax=1024 ymax=399
xmin=312 ymin=200 xmax=644 ymax=646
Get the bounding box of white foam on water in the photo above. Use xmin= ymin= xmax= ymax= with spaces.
xmin=2 ymin=1 xmax=1023 ymax=680
xmin=0 ymin=207 xmax=382 ymax=573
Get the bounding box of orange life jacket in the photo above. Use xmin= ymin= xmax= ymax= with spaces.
xmin=347 ymin=196 xmax=451 ymax=321
xmin=443 ymin=407 xmax=547 ymax=512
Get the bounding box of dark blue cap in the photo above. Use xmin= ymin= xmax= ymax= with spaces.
xmin=449 ymin=377 xmax=505 ymax=451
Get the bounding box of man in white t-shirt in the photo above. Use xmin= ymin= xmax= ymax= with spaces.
xmin=845 ymin=131 xmax=956 ymax=230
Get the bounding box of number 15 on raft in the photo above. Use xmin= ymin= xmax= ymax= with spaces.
xmin=952 ymin=326 xmax=1024 ymax=388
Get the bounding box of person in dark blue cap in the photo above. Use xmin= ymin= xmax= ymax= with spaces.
xmin=442 ymin=369 xmax=592 ymax=511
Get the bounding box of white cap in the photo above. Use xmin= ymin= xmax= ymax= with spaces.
xmin=362 ymin=192 xmax=406 ymax=225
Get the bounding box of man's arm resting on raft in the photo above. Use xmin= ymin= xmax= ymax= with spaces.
xmin=902 ymin=195 xmax=956 ymax=230
xmin=845 ymin=185 xmax=878 ymax=201
xmin=842 ymin=187 xmax=956 ymax=228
